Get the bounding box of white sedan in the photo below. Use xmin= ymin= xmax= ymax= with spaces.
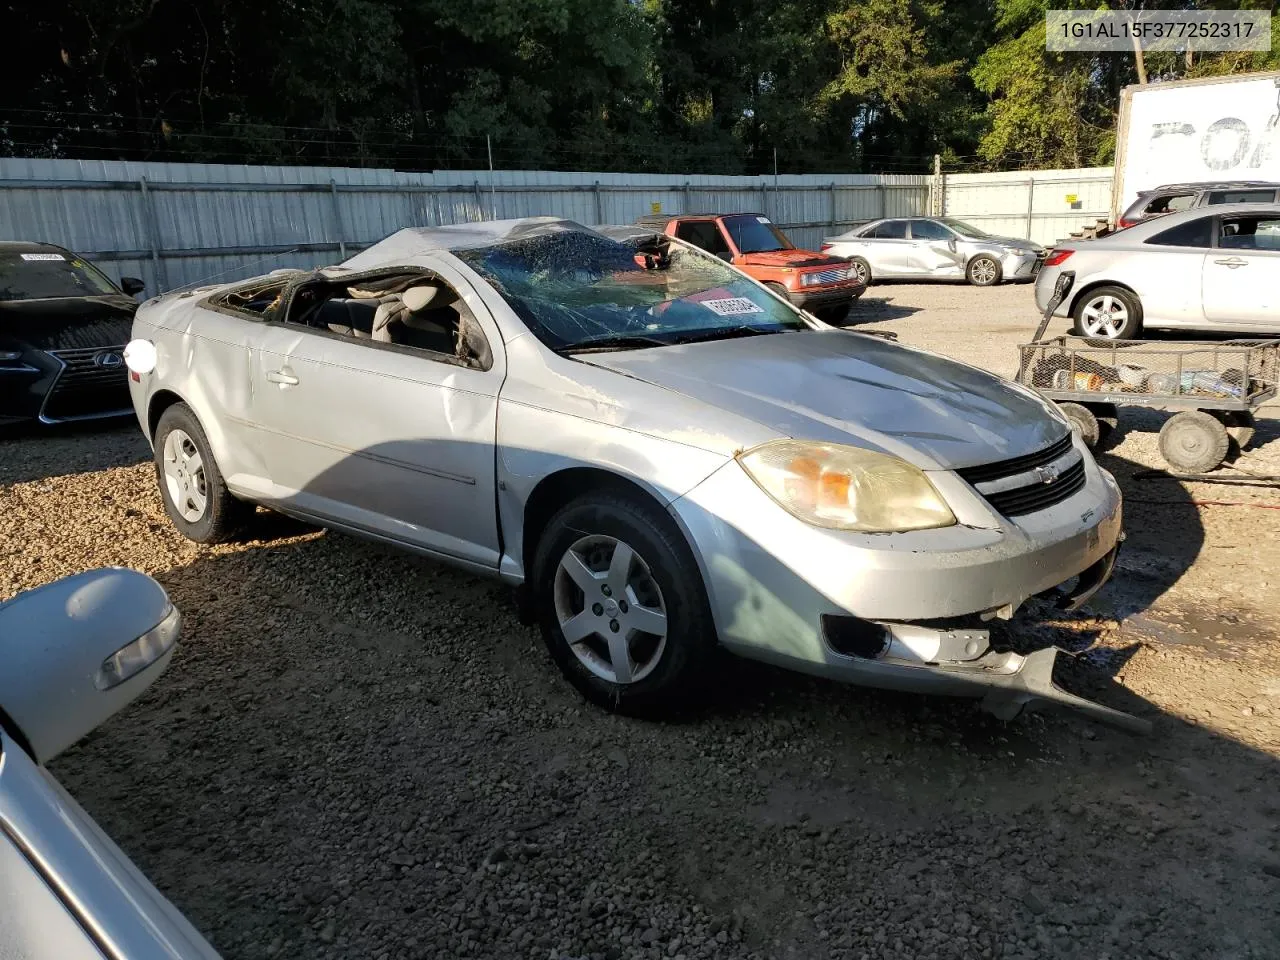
xmin=1035 ymin=202 xmax=1280 ymax=339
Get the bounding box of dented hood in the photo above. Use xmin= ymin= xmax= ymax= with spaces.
xmin=737 ymin=249 xmax=846 ymax=269
xmin=579 ymin=330 xmax=1067 ymax=471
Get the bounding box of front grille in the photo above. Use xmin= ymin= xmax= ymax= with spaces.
xmin=955 ymin=433 xmax=1073 ymax=485
xmin=803 ymin=266 xmax=855 ymax=285
xmin=982 ymin=458 xmax=1086 ymax=516
xmin=41 ymin=346 xmax=131 ymax=421
xmin=956 ymin=433 xmax=1085 ymax=517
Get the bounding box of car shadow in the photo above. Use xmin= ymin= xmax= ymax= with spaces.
xmin=840 ymin=296 xmax=922 ymax=325
xmin=0 ymin=419 xmax=149 ymax=486
xmin=44 ymin=443 xmax=1279 ymax=958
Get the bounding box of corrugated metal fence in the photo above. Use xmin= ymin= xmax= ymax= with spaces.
xmin=941 ymin=167 xmax=1115 ymax=247
xmin=0 ymin=157 xmax=1117 ymax=295
xmin=0 ymin=158 xmax=931 ymax=295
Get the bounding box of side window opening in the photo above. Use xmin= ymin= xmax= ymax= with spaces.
xmin=211 ymin=279 xmax=290 ymax=317
xmin=909 ymin=219 xmax=951 ymax=241
xmin=674 ymin=221 xmax=730 ymax=256
xmin=1146 ymin=193 xmax=1195 ymax=215
xmin=1207 ymin=189 xmax=1277 ymax=205
xmin=872 ymin=220 xmax=908 ymax=240
xmin=1146 ymin=217 xmax=1214 ymax=248
xmin=283 ymin=273 xmax=491 ymax=368
xmin=1219 ymin=217 xmax=1280 ymax=250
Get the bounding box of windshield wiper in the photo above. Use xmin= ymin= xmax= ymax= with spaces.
xmin=668 ymin=325 xmax=787 ymax=345
xmin=562 ymin=334 xmax=672 ymax=354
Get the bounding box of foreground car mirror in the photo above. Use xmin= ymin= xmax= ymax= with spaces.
xmin=120 ymin=276 xmax=146 ymax=296
xmin=0 ymin=569 xmax=179 ymax=764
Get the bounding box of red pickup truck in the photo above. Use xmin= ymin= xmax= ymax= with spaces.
xmin=635 ymin=213 xmax=866 ymax=323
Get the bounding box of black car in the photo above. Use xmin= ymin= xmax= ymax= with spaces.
xmin=0 ymin=242 xmax=145 ymax=426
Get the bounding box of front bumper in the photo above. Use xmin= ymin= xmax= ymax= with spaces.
xmin=788 ymin=281 xmax=866 ymax=308
xmin=670 ymin=445 xmax=1131 ymax=722
xmin=0 ymin=346 xmax=131 ymax=425
xmin=1001 ymin=250 xmax=1045 ymax=280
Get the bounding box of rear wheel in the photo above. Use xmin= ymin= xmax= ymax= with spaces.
xmin=532 ymin=490 xmax=715 ymax=717
xmin=1072 ymin=286 xmax=1143 ymax=340
xmin=848 ymin=257 xmax=871 ymax=286
xmin=1159 ymin=411 xmax=1229 ymax=473
xmin=153 ymin=403 xmax=253 ymax=543
xmin=1210 ymin=410 xmax=1255 ymax=454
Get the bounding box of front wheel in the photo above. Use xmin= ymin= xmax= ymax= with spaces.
xmin=531 ymin=490 xmax=716 ymax=717
xmin=848 ymin=257 xmax=871 ymax=287
xmin=966 ymin=256 xmax=1002 ymax=286
xmin=153 ymin=403 xmax=253 ymax=543
xmin=1072 ymin=286 xmax=1143 ymax=340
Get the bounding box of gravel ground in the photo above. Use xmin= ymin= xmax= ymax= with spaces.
xmin=4 ymin=282 xmax=1280 ymax=960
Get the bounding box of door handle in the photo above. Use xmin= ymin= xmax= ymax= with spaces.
xmin=266 ymin=368 xmax=299 ymax=386
xmin=1214 ymin=257 xmax=1248 ymax=268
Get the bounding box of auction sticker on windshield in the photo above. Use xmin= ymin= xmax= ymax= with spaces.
xmin=701 ymin=297 xmax=765 ymax=317
xmin=21 ymin=253 xmax=66 ymax=261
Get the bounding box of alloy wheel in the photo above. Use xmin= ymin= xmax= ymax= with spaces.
xmin=161 ymin=428 xmax=209 ymax=522
xmin=553 ymin=534 xmax=668 ymax=684
xmin=1080 ymin=295 xmax=1129 ymax=338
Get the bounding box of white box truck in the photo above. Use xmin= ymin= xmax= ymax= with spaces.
xmin=1111 ymin=70 xmax=1280 ymax=222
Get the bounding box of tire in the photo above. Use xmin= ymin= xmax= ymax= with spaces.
xmin=1072 ymin=285 xmax=1143 ymax=340
xmin=765 ymin=281 xmax=793 ymax=305
xmin=153 ymin=403 xmax=253 ymax=543
xmin=1158 ymin=411 xmax=1230 ymax=473
xmin=848 ymin=257 xmax=872 ymax=286
xmin=1210 ymin=410 xmax=1255 ymax=453
xmin=1058 ymin=402 xmax=1100 ymax=449
xmin=531 ymin=490 xmax=716 ymax=717
xmin=966 ymin=255 xmax=1002 ymax=286
xmin=1086 ymin=402 xmax=1120 ymax=448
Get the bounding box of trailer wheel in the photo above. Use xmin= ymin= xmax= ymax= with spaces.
xmin=1159 ymin=411 xmax=1230 ymax=473
xmin=1209 ymin=410 xmax=1255 ymax=454
xmin=1085 ymin=402 xmax=1119 ymax=446
xmin=1058 ymin=402 xmax=1100 ymax=449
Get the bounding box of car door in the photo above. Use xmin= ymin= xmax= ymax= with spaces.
xmin=1135 ymin=214 xmax=1216 ymax=323
xmin=249 ymin=259 xmax=505 ymax=569
xmin=860 ymin=220 xmax=911 ymax=276
xmin=905 ymin=219 xmax=965 ymax=277
xmin=1201 ymin=213 xmax=1280 ymax=327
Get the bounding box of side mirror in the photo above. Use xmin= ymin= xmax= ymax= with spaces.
xmin=120 ymin=276 xmax=146 ymax=296
xmin=716 ymin=251 xmax=734 ymax=262
xmin=0 ymin=569 xmax=180 ymax=763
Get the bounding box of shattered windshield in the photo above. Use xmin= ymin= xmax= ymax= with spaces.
xmin=940 ymin=219 xmax=991 ymax=240
xmin=0 ymin=251 xmax=120 ymax=301
xmin=721 ymin=214 xmax=793 ymax=254
xmin=456 ymin=229 xmax=807 ymax=352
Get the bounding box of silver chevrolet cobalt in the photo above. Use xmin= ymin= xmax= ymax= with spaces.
xmin=127 ymin=218 xmax=1122 ymax=719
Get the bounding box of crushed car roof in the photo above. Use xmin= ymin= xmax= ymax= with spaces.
xmin=338 ymin=217 xmax=596 ymax=271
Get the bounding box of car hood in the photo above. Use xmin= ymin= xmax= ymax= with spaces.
xmin=978 ymin=235 xmax=1044 ymax=254
xmin=736 ymin=250 xmax=847 ymax=269
xmin=579 ymin=330 xmax=1066 ymax=471
xmin=0 ymin=296 xmax=137 ymax=351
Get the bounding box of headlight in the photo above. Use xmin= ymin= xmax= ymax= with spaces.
xmin=800 ymin=273 xmax=821 ymax=287
xmin=737 ymin=441 xmax=956 ymax=532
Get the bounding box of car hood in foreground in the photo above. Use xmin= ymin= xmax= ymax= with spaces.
xmin=580 ymin=330 xmax=1066 ymax=471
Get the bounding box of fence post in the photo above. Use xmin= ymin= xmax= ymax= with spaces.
xmin=138 ymin=176 xmax=169 ymax=292
xmin=474 ymin=179 xmax=484 ymax=221
xmin=593 ymin=181 xmax=603 ymax=224
xmin=682 ymin=181 xmax=691 ymax=214
xmin=829 ymin=182 xmax=837 ymax=232
xmin=329 ymin=179 xmax=347 ymax=259
xmin=877 ymin=183 xmax=886 ymax=219
xmin=932 ymin=154 xmax=944 ymax=216
xmin=1025 ymin=177 xmax=1036 ymax=239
